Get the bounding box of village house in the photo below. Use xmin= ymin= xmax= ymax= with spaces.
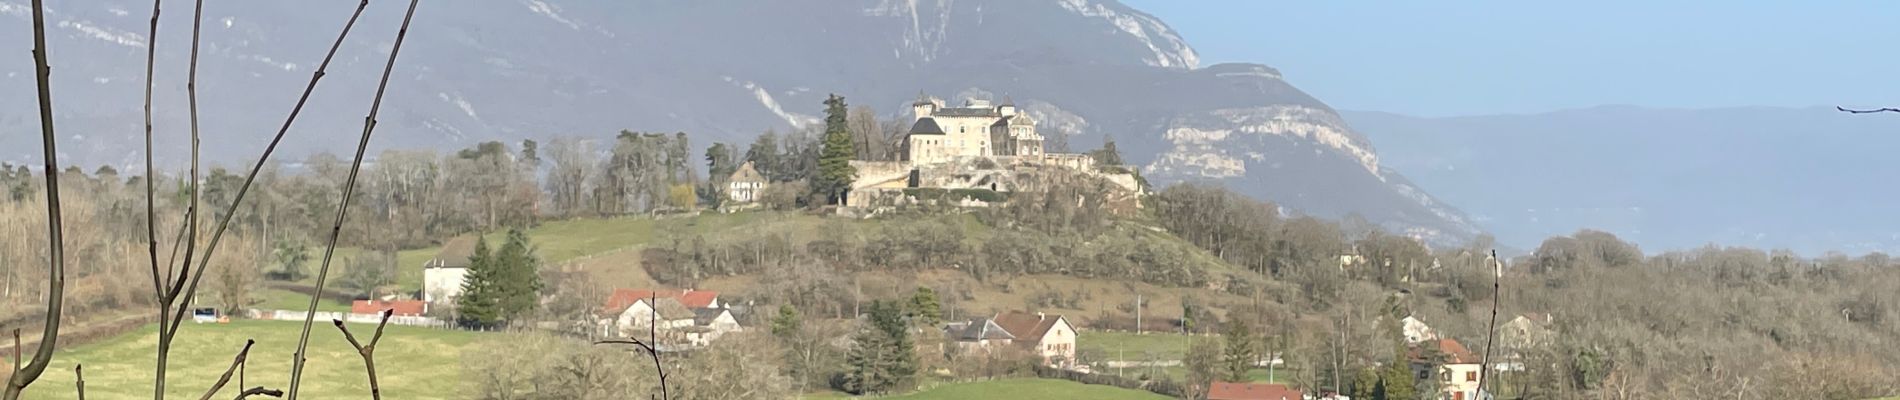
xmin=947 ymin=318 xmax=1017 ymax=353
xmin=724 ymin=161 xmax=767 ymax=204
xmin=1411 ymin=338 xmax=1486 ymax=400
xmin=421 ymin=236 xmax=478 ymax=304
xmin=1403 ymin=315 xmax=1439 ymax=344
xmin=1207 ymin=381 xmax=1303 ymax=400
xmin=992 ymin=311 xmax=1078 ymax=366
xmin=597 ymin=288 xmax=740 ymax=344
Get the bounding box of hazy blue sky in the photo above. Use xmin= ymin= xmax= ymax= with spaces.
xmin=1122 ymin=1 xmax=1900 ymax=116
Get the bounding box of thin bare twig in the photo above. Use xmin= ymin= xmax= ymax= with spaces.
xmin=333 ymin=310 xmax=393 ymax=400
xmin=4 ymin=1 xmax=69 ymax=398
xmin=9 ymin=329 xmax=17 ymax=374
xmin=151 ymin=3 xmax=367 ymax=399
xmin=1837 ymin=106 xmax=1900 ymax=114
xmin=288 ymin=1 xmax=420 ymax=398
xmin=72 ymin=365 xmax=83 ymax=400
xmin=153 ymin=2 xmax=205 ymax=398
xmin=233 ymin=387 xmax=283 ymax=400
xmin=198 ymin=340 xmax=255 ymax=400
xmin=1474 ymin=250 xmax=1502 ymax=400
xmin=142 ymin=0 xmax=165 ymax=303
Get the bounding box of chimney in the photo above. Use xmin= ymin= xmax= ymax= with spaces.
xmin=1036 ymin=312 xmax=1045 ymax=321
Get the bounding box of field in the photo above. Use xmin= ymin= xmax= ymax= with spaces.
xmin=20 ymin=320 xmax=480 ymax=400
xmin=1080 ymin=331 xmax=1292 ymax=383
xmin=804 ymin=379 xmax=1169 ymax=400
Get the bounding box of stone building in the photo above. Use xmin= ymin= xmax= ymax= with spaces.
xmin=904 ymin=95 xmax=1045 ymax=164
xmin=845 ymin=93 xmax=1140 ymax=210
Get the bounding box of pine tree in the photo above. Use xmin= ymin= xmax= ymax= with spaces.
xmin=1382 ymin=341 xmax=1419 ymax=400
xmin=906 ymin=287 xmax=942 ymax=327
xmin=815 ymin=94 xmax=857 ymax=204
xmin=772 ymin=304 xmax=802 ymax=337
xmin=746 ymin=130 xmax=780 ymax=181
xmin=493 ymin=228 xmax=542 ymax=320
xmin=1223 ymin=320 xmax=1259 ymax=382
xmin=843 ymin=300 xmax=916 ymax=395
xmin=455 ymin=237 xmax=501 ymax=328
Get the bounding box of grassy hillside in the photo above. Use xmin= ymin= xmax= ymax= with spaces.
xmin=23 ymin=320 xmax=481 ymax=400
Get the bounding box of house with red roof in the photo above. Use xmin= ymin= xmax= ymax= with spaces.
xmin=1411 ymin=338 xmax=1487 ymax=400
xmin=597 ymin=288 xmax=736 ymax=343
xmin=1207 ymin=381 xmax=1303 ymax=400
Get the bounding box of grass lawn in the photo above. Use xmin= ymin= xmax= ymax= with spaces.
xmin=21 ymin=320 xmax=483 ymax=400
xmin=1081 ymin=331 xmax=1201 ymax=361
xmin=252 ymin=288 xmax=353 ymax=313
xmin=803 ymin=379 xmax=1169 ymax=400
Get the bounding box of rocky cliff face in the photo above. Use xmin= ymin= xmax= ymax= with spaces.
xmin=0 ymin=0 xmax=1481 ymax=245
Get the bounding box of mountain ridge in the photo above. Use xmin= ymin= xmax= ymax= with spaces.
xmin=0 ymin=0 xmax=1483 ymax=245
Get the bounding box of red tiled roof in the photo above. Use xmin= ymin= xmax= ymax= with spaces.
xmin=1412 ymin=338 xmax=1481 ymax=364
xmin=678 ymin=291 xmax=719 ymax=309
xmin=1208 ymin=381 xmax=1303 ymax=400
xmin=352 ymin=300 xmax=426 ymax=316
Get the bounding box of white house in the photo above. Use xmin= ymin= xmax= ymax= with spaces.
xmin=421 ymin=236 xmax=478 ymax=304
xmin=992 ymin=311 xmax=1078 ymax=366
xmin=1411 ymin=339 xmax=1487 ymax=400
xmin=725 ymin=161 xmax=766 ymax=203
xmin=683 ymin=308 xmax=743 ymax=346
xmin=1403 ymin=316 xmax=1439 ymax=344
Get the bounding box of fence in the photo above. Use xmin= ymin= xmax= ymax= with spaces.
xmin=245 ymin=309 xmax=444 ymax=327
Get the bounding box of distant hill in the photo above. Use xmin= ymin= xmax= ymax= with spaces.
xmin=1345 ymin=106 xmax=1900 ymax=255
xmin=0 ymin=0 xmax=1481 ymax=245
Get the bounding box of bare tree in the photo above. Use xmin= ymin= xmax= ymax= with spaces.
xmin=546 ymin=136 xmax=598 ymax=217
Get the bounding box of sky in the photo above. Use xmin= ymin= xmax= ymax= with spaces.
xmin=1121 ymin=1 xmax=1900 ymax=116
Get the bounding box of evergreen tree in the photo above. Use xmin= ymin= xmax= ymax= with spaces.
xmin=772 ymin=304 xmax=802 ymax=337
xmin=747 ymin=130 xmax=781 ymax=181
xmin=1382 ymin=341 xmax=1419 ymax=400
xmin=1350 ymin=367 xmax=1381 ymax=400
xmin=815 ymin=94 xmax=857 ymax=204
xmin=842 ymin=300 xmax=916 ymax=395
xmin=1223 ymin=320 xmax=1259 ymax=382
xmin=456 ymin=237 xmax=501 ymax=328
xmin=493 ymin=228 xmax=543 ymax=320
xmin=906 ymin=287 xmax=942 ymax=327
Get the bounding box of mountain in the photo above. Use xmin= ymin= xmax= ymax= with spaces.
xmin=0 ymin=0 xmax=1481 ymax=245
xmin=1346 ymin=106 xmax=1900 ymax=255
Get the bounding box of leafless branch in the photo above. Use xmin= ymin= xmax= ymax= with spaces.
xmin=333 ymin=310 xmax=393 ymax=400
xmin=233 ymin=387 xmax=284 ymax=400
xmin=152 ymin=2 xmax=202 ymax=398
xmin=1837 ymin=106 xmax=1900 ymax=114
xmin=592 ymin=293 xmax=670 ymax=399
xmin=142 ymin=0 xmax=165 ymax=303
xmin=9 ymin=329 xmax=16 ymax=374
xmin=1474 ymin=250 xmax=1502 ymax=400
xmin=287 ymin=2 xmax=420 ymax=398
xmin=4 ymin=1 xmax=70 ymax=398
xmin=72 ymin=365 xmax=83 ymax=400
xmin=198 ymin=340 xmax=255 ymax=400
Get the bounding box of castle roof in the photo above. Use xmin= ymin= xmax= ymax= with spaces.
xmin=933 ymin=107 xmax=1001 ymax=118
xmin=909 ymin=117 xmax=945 ymax=135
xmin=993 ymin=114 xmax=1036 ymax=127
